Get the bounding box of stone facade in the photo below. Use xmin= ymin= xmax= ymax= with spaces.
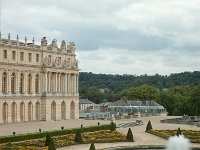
xmin=0 ymin=34 xmax=79 ymax=124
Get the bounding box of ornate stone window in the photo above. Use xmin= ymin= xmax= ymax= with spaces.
xmin=11 ymin=72 xmax=16 ymax=94
xmin=20 ymin=52 xmax=24 ymax=61
xmin=19 ymin=73 xmax=24 ymax=94
xmin=28 ymin=53 xmax=32 ymax=62
xmin=2 ymin=72 xmax=7 ymax=94
xmin=3 ymin=50 xmax=7 ymax=59
xmin=48 ymin=55 xmax=51 ymax=63
xmin=58 ymin=57 xmax=61 ymax=66
xmin=36 ymin=54 xmax=39 ymax=62
xmin=35 ymin=74 xmax=39 ymax=94
xmin=27 ymin=74 xmax=32 ymax=94
xmin=12 ymin=51 xmax=16 ymax=60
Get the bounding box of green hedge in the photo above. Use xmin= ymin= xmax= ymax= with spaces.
xmin=0 ymin=124 xmax=111 ymax=143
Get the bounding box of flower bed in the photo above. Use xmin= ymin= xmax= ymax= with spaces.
xmin=147 ymin=129 xmax=200 ymax=143
xmin=0 ymin=130 xmax=127 ymax=149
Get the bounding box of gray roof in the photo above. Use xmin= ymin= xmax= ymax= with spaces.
xmin=101 ymin=100 xmax=163 ymax=107
xmin=79 ymin=99 xmax=94 ymax=104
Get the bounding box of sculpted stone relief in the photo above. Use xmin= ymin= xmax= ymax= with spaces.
xmin=41 ymin=37 xmax=47 ymax=46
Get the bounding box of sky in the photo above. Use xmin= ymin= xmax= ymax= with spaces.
xmin=1 ymin=0 xmax=200 ymax=75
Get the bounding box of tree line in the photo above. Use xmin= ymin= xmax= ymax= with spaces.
xmin=79 ymin=71 xmax=200 ymax=116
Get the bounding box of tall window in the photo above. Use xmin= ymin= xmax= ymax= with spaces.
xmin=36 ymin=54 xmax=39 ymax=62
xmin=27 ymin=74 xmax=32 ymax=94
xmin=28 ymin=53 xmax=32 ymax=62
xmin=48 ymin=55 xmax=51 ymax=63
xmin=2 ymin=72 xmax=7 ymax=94
xmin=19 ymin=73 xmax=24 ymax=94
xmin=3 ymin=50 xmax=7 ymax=59
xmin=35 ymin=74 xmax=39 ymax=94
xmin=12 ymin=51 xmax=16 ymax=60
xmin=11 ymin=73 xmax=16 ymax=94
xmin=20 ymin=52 xmax=24 ymax=61
xmin=58 ymin=57 xmax=61 ymax=66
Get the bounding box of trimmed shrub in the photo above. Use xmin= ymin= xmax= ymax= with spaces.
xmin=45 ymin=134 xmax=51 ymax=147
xmin=75 ymin=130 xmax=82 ymax=143
xmin=126 ymin=128 xmax=134 ymax=142
xmin=45 ymin=134 xmax=56 ymax=150
xmin=89 ymin=142 xmax=96 ymax=150
xmin=145 ymin=120 xmax=152 ymax=132
xmin=176 ymin=127 xmax=182 ymax=137
xmin=110 ymin=122 xmax=116 ymax=132
xmin=49 ymin=138 xmax=56 ymax=150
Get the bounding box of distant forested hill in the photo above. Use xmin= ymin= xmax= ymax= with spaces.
xmin=79 ymin=71 xmax=200 ymax=93
xmin=79 ymin=71 xmax=200 ymax=116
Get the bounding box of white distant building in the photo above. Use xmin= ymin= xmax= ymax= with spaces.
xmin=79 ymin=99 xmax=95 ymax=110
xmin=79 ymin=99 xmax=110 ymax=120
xmin=101 ymin=100 xmax=167 ymax=118
xmin=0 ymin=34 xmax=79 ymax=125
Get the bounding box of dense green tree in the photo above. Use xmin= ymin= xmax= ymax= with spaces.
xmin=127 ymin=85 xmax=158 ymax=100
xmin=191 ymin=84 xmax=200 ymax=115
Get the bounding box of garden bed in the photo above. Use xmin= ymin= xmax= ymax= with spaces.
xmin=0 ymin=130 xmax=127 ymax=149
xmin=147 ymin=129 xmax=200 ymax=143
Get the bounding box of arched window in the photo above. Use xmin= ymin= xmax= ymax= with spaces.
xmin=2 ymin=72 xmax=7 ymax=94
xmin=70 ymin=101 xmax=75 ymax=119
xmin=19 ymin=73 xmax=24 ymax=94
xmin=35 ymin=102 xmax=40 ymax=121
xmin=51 ymin=101 xmax=56 ymax=120
xmin=27 ymin=74 xmax=32 ymax=94
xmin=11 ymin=73 xmax=16 ymax=94
xmin=61 ymin=101 xmax=66 ymax=120
xmin=35 ymin=74 xmax=39 ymax=94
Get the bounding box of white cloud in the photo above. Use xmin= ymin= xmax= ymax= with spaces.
xmin=1 ymin=0 xmax=200 ymax=75
xmin=77 ymin=48 xmax=200 ymax=75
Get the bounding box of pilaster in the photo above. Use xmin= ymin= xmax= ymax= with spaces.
xmin=0 ymin=69 xmax=2 ymax=96
xmin=8 ymin=70 xmax=11 ymax=95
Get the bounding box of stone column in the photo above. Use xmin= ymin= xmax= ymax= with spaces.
xmin=32 ymin=73 xmax=35 ymax=95
xmin=8 ymin=70 xmax=11 ymax=95
xmin=44 ymin=72 xmax=47 ymax=93
xmin=55 ymin=73 xmax=57 ymax=93
xmin=68 ymin=74 xmax=70 ymax=94
xmin=74 ymin=74 xmax=76 ymax=94
xmin=24 ymin=71 xmax=28 ymax=95
xmin=58 ymin=73 xmax=61 ymax=93
xmin=48 ymin=72 xmax=51 ymax=93
xmin=76 ymin=74 xmax=79 ymax=94
xmin=65 ymin=74 xmax=68 ymax=94
xmin=0 ymin=69 xmax=2 ymax=96
xmin=16 ymin=71 xmax=20 ymax=96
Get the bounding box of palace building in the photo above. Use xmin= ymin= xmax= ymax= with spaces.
xmin=0 ymin=33 xmax=79 ymax=124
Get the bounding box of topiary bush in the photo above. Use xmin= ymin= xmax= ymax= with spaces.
xmin=45 ymin=134 xmax=56 ymax=150
xmin=126 ymin=128 xmax=134 ymax=142
xmin=176 ymin=127 xmax=182 ymax=137
xmin=145 ymin=120 xmax=152 ymax=132
xmin=75 ymin=130 xmax=82 ymax=143
xmin=89 ymin=142 xmax=96 ymax=150
xmin=110 ymin=122 xmax=116 ymax=132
